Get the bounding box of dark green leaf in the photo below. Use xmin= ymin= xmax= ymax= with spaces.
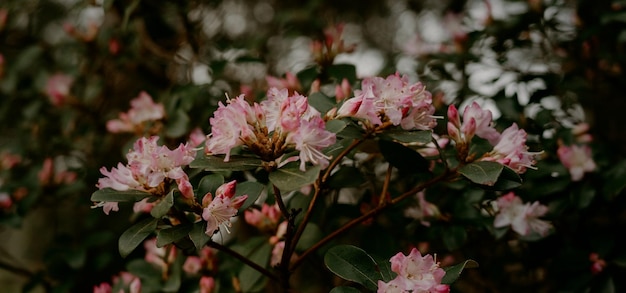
xmin=378 ymin=139 xmax=429 ymax=173
xmin=239 ymin=241 xmax=272 ymax=292
xmin=328 ymin=166 xmax=366 ymax=188
xmin=329 ymin=286 xmax=362 ymax=293
xmin=459 ymin=161 xmax=504 ymax=186
xmin=296 ymin=66 xmax=320 ymax=89
xmin=119 ymin=218 xmax=158 ymax=258
xmin=372 ymin=254 xmax=395 ymax=282
xmin=382 ymin=130 xmax=432 ymax=144
xmin=150 ymin=190 xmax=174 ymax=218
xmin=309 ymin=92 xmax=336 ymax=114
xmin=489 ymin=165 xmax=522 ymax=190
xmin=127 ymin=259 xmax=161 ymax=280
xmin=164 ymin=109 xmax=190 ymax=138
xmin=196 ymin=174 xmax=225 ymax=200
xmin=324 ymin=245 xmax=382 ymax=291
xmin=328 ymin=64 xmax=358 ymax=84
xmin=190 ymin=155 xmax=263 ymax=171
xmin=189 ymin=222 xmax=211 ymax=252
xmin=442 ymin=260 xmax=479 ymax=284
xmin=235 ymin=181 xmax=265 ymax=212
xmin=156 ymin=223 xmax=193 ymax=247
xmin=295 ymin=223 xmax=323 ymax=251
xmin=572 ymin=183 xmax=596 ymax=209
xmin=91 ymin=188 xmax=152 ymax=202
xmin=269 ymin=162 xmax=320 ymax=192
xmin=163 ymin=255 xmax=183 ymax=292
xmin=604 ymin=159 xmax=626 ymax=198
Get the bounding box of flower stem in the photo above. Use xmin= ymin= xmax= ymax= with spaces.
xmin=207 ymin=241 xmax=279 ymax=281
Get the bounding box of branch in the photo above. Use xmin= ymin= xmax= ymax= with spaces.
xmin=289 ymin=170 xmax=455 ymax=271
xmin=207 ymin=241 xmax=278 ymax=281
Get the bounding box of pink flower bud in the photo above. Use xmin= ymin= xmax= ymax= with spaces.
xmin=216 ymin=180 xmax=237 ymax=198
xmin=0 ymin=192 xmax=12 ymax=209
xmin=200 ymin=276 xmax=216 ymax=293
xmin=447 ymin=104 xmax=461 ymax=128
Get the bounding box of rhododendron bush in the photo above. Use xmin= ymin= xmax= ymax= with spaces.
xmin=1 ymin=0 xmax=626 ymax=292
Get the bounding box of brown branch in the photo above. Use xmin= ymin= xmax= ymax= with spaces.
xmin=289 ymin=170 xmax=455 ymax=271
xmin=207 ymin=241 xmax=278 ymax=281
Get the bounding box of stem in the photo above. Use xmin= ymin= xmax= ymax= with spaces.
xmin=378 ymin=164 xmax=394 ymax=206
xmin=321 ymin=138 xmax=364 ymax=183
xmin=272 ymin=184 xmax=295 ymax=292
xmin=289 ymin=170 xmax=454 ymax=270
xmin=207 ymin=241 xmax=279 ymax=282
xmin=273 ymin=185 xmax=290 ymax=218
xmin=288 ymin=181 xmax=321 ymax=256
xmin=432 ymin=136 xmax=448 ymax=170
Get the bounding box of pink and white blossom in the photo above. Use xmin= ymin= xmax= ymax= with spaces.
xmin=377 ymin=248 xmax=449 ymax=293
xmin=493 ymin=192 xmax=552 ymax=237
xmin=202 ymin=180 xmax=248 ymax=236
xmin=45 ymin=73 xmax=74 ymax=106
xmin=557 ymin=144 xmax=596 ymax=181
xmin=200 ymin=276 xmax=216 ymax=293
xmin=244 ymin=203 xmax=282 ymax=232
xmin=106 ymin=91 xmax=165 ymax=134
xmin=481 ymin=124 xmax=537 ymax=174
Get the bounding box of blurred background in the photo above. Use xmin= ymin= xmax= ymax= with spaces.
xmin=1 ymin=0 xmax=626 ymax=292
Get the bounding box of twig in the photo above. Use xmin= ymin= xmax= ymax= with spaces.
xmin=207 ymin=241 xmax=278 ymax=281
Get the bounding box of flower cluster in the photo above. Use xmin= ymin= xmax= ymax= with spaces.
xmin=493 ymin=192 xmax=552 ymax=237
xmin=95 ymin=136 xmax=195 ymax=214
xmin=447 ymin=102 xmax=538 ymax=173
xmin=205 ymin=88 xmax=336 ymax=171
xmin=336 ymin=73 xmax=437 ymax=131
xmin=377 ymin=248 xmax=450 ymax=293
xmin=106 ymin=91 xmax=166 ymax=134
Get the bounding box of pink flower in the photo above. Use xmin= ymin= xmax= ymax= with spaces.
xmin=95 ymin=136 xmax=196 ymax=213
xmin=481 ymin=124 xmax=538 ymax=174
xmin=493 ymin=192 xmax=552 ymax=237
xmin=244 ymin=203 xmax=282 ymax=232
xmin=378 ymin=248 xmax=448 ymax=293
xmin=206 ymin=88 xmax=335 ymax=170
xmin=183 ymin=256 xmax=202 ymax=275
xmin=335 ymin=78 xmax=352 ymax=101
xmin=106 ymin=272 xmax=141 ymax=293
xmin=106 ymin=91 xmax=165 ymax=134
xmin=557 ymin=144 xmax=596 ymax=181
xmin=403 ymin=192 xmax=441 ymax=227
xmin=45 ymin=73 xmax=74 ymax=106
xmin=202 ymin=180 xmax=248 ymax=236
xmin=0 ymin=192 xmax=12 ymax=210
xmin=266 ymin=71 xmax=301 ymax=94
xmin=270 ymin=240 xmax=297 ymax=267
xmin=461 ymin=102 xmax=500 ymax=145
xmin=188 ymin=127 xmax=206 ymax=148
xmin=337 ymin=73 xmax=436 ymax=131
xmin=93 ymin=282 xmax=112 ymax=293
xmin=200 ymin=276 xmax=216 ymax=293
xmin=144 ymin=238 xmax=177 ymax=271
xmin=589 ymin=253 xmax=607 ymax=275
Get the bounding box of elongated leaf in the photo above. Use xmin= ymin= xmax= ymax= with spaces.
xmin=164 ymin=109 xmax=190 ymax=138
xmin=190 ymin=155 xmax=262 ymax=171
xmin=458 ymin=161 xmax=504 ymax=186
xmin=308 ymin=92 xmax=336 ymax=114
xmin=442 ymin=225 xmax=467 ymax=250
xmin=269 ymin=162 xmax=320 ymax=192
xmin=489 ymin=165 xmax=522 ymax=190
xmin=442 ymin=259 xmax=479 ymax=284
xmin=378 ymin=139 xmax=429 ymax=173
xmin=189 ymin=222 xmax=211 ymax=252
xmin=156 ymin=223 xmax=193 ymax=247
xmin=163 ymin=255 xmax=183 ymax=292
xmin=326 ymin=119 xmax=348 ymax=134
xmin=150 ymin=190 xmax=174 ymax=218
xmin=372 ymin=254 xmax=395 ymax=282
xmin=196 ymin=174 xmax=224 ymax=200
xmin=328 ymin=166 xmax=366 ymax=188
xmin=239 ymin=241 xmax=272 ymax=292
xmin=328 ymin=64 xmax=358 ymax=84
xmin=91 ymin=188 xmax=151 ymax=202
xmin=329 ymin=287 xmax=362 ymax=293
xmin=119 ymin=218 xmax=158 ymax=258
xmin=235 ymin=181 xmax=265 ymax=212
xmin=382 ymin=130 xmax=433 ymax=144
xmin=324 ymin=245 xmax=382 ymax=291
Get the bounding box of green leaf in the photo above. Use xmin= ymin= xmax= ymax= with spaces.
xmin=164 ymin=109 xmax=190 ymax=138
xmin=441 ymin=260 xmax=479 ymax=284
xmin=118 ymin=218 xmax=158 ymax=258
xmin=458 ymin=161 xmax=504 ymax=186
xmin=489 ymin=165 xmax=522 ymax=191
xmin=239 ymin=241 xmax=272 ymax=292
xmin=372 ymin=254 xmax=395 ymax=282
xmin=296 ymin=66 xmax=320 ymax=90
xmin=604 ymin=159 xmax=626 ymax=198
xmin=571 ymin=183 xmax=596 ymax=209
xmin=269 ymin=162 xmax=320 ymax=192
xmin=156 ymin=223 xmax=193 ymax=247
xmin=189 ymin=221 xmax=211 ymax=252
xmin=150 ymin=190 xmax=174 ymax=218
xmin=91 ymin=188 xmax=152 ymax=202
xmin=196 ymin=174 xmax=225 ymax=200
xmin=163 ymin=255 xmax=183 ymax=292
xmin=308 ymin=92 xmax=336 ymax=114
xmin=295 ymin=223 xmax=323 ymax=251
xmin=122 ymin=0 xmax=141 ymax=30
xmin=324 ymin=245 xmax=382 ymax=291
xmin=382 ymin=130 xmax=433 ymax=144
xmin=328 ymin=166 xmax=366 ymax=188
xmin=326 ymin=119 xmax=348 ymax=134
xmin=190 ymin=155 xmax=263 ymax=171
xmin=235 ymin=181 xmax=265 ymax=212
xmin=329 ymin=286 xmax=362 ymax=293
xmin=328 ymin=64 xmax=358 ymax=84
xmin=378 ymin=139 xmax=429 ymax=173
